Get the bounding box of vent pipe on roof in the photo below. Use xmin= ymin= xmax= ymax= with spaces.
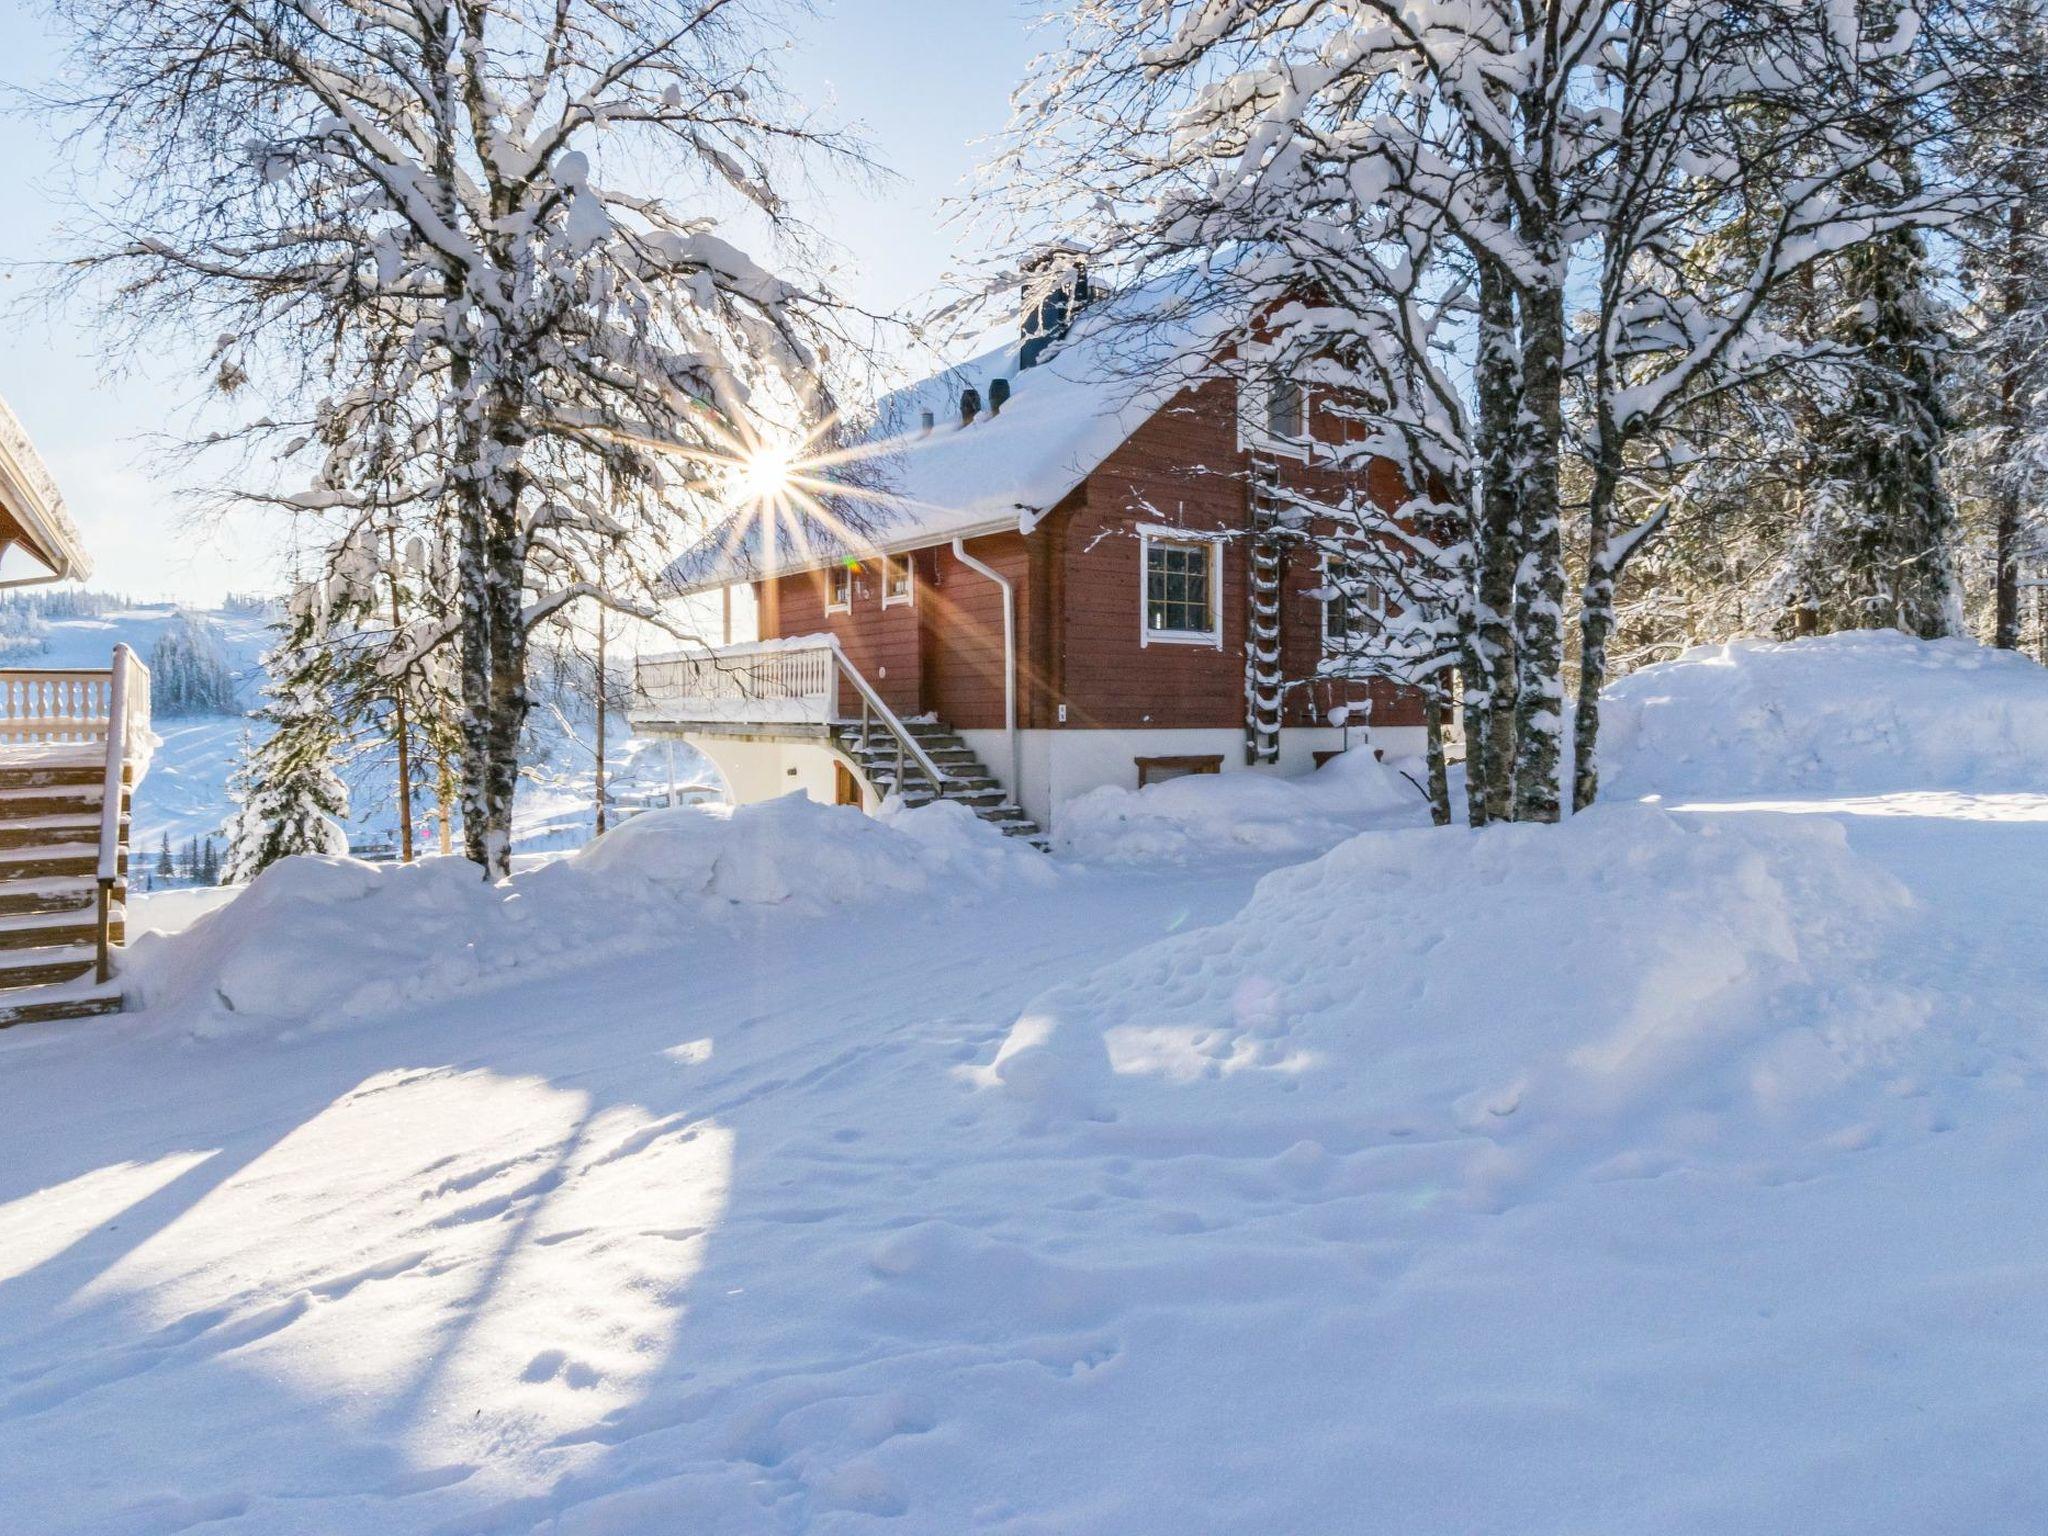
xmin=959 ymin=384 xmax=982 ymax=426
xmin=1019 ymin=248 xmax=1091 ymax=371
xmin=919 ymin=408 xmax=934 ymax=434
xmin=989 ymin=378 xmax=1011 ymax=416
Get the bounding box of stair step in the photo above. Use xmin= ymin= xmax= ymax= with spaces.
xmin=0 ymin=975 xmax=124 ymax=1029
xmin=0 ymin=943 xmax=101 ymax=988
xmin=0 ymin=816 xmax=108 ymax=851
xmin=0 ymin=876 xmax=115 ymax=914
xmin=0 ymin=848 xmax=125 ymax=881
xmin=0 ymin=910 xmax=122 ymax=949
xmin=0 ymin=781 xmax=111 ymax=812
xmin=0 ymin=758 xmax=127 ymax=789
xmin=848 ymin=744 xmax=979 ymax=764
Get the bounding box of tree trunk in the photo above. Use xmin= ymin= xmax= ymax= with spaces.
xmin=1996 ymin=483 xmax=2023 ymax=649
xmin=1423 ymin=683 xmax=1452 ymax=827
xmin=1996 ymin=200 xmax=2026 ymax=651
xmin=593 ymin=601 xmax=608 ymax=838
xmin=1469 ymin=254 xmax=1522 ymax=826
xmin=387 ymin=530 xmax=415 ymax=862
xmin=1572 ymin=457 xmax=1624 ymax=814
xmin=1510 ymin=274 xmax=1567 ymax=823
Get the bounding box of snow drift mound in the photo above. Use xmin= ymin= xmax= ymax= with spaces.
xmin=127 ymin=794 xmax=1049 ymax=1029
xmin=981 ymin=804 xmax=1934 ymax=1194
xmin=1601 ymin=631 xmax=2048 ymax=799
xmin=1058 ymin=746 xmax=1427 ymax=863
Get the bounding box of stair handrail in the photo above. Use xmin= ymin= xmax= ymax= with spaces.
xmin=823 ymin=637 xmax=951 ymax=794
xmin=94 ymin=644 xmax=144 ymax=985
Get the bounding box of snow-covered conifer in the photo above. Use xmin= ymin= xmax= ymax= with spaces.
xmin=220 ymin=618 xmax=351 ymax=884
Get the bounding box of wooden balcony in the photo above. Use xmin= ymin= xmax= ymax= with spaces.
xmin=631 ymin=636 xmax=843 ymax=732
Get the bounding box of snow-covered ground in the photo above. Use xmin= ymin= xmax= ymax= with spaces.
xmin=4 ymin=633 xmax=2047 ymax=1534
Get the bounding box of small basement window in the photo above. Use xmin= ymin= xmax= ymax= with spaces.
xmin=1142 ymin=531 xmax=1222 ymax=646
xmin=1136 ymin=754 xmax=1223 ymax=788
xmin=828 ymin=559 xmax=855 ymax=613
xmin=882 ymin=553 xmax=914 ymax=607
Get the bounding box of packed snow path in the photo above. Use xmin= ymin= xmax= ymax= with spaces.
xmin=4 ymin=634 xmax=2048 ymax=1535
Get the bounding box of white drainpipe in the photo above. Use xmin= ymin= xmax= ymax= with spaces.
xmin=950 ymin=538 xmax=1019 ymax=806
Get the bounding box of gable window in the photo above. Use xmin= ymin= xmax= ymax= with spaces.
xmin=828 ymin=560 xmax=855 ymax=613
xmin=1141 ymin=529 xmax=1223 ymax=647
xmin=1266 ymin=367 xmax=1306 ymax=442
xmin=882 ymin=553 xmax=914 ymax=608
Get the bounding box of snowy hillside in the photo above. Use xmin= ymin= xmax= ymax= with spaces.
xmin=2 ymin=634 xmax=2047 ymax=1533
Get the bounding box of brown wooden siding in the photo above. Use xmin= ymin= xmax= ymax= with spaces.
xmin=755 ymin=373 xmax=1426 ymax=736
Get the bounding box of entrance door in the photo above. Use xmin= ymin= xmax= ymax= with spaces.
xmin=834 ymin=762 xmax=864 ymax=808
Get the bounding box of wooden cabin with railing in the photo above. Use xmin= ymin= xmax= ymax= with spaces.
xmin=630 ymin=268 xmax=1428 ymax=841
xmin=0 ymin=398 xmax=152 ymax=1028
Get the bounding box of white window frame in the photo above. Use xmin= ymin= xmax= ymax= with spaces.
xmin=881 ymin=552 xmax=916 ymax=609
xmin=1239 ymin=364 xmax=1311 ymax=459
xmin=1139 ymin=525 xmax=1225 ymax=649
xmin=826 ymin=560 xmax=854 ymax=614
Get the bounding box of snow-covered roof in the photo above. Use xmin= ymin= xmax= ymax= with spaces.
xmin=0 ymin=396 xmax=91 ymax=584
xmin=666 ymin=279 xmax=1234 ymax=593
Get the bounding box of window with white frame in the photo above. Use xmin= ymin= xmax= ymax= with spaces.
xmin=828 ymin=559 xmax=855 ymax=612
xmin=1243 ymin=361 xmax=1309 ymax=454
xmin=882 ymin=553 xmax=914 ymax=607
xmin=1142 ymin=530 xmax=1222 ymax=646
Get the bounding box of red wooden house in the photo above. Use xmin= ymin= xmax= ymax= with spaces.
xmin=630 ymin=274 xmax=1428 ymax=841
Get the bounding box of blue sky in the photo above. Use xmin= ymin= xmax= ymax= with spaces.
xmin=0 ymin=2 xmax=1042 ymax=604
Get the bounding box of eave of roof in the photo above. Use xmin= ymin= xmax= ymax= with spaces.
xmin=0 ymin=397 xmax=92 ymax=585
xmin=663 ymin=275 xmax=1237 ymax=597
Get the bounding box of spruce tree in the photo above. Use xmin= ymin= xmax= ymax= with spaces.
xmin=1794 ymin=224 xmax=1962 ymax=638
xmin=221 ymin=612 xmax=351 ymax=884
xmin=156 ymin=832 xmax=172 ymax=878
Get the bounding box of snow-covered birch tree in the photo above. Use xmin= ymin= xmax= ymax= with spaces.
xmin=42 ymin=0 xmax=875 ymax=874
xmin=991 ymin=0 xmax=1992 ymax=817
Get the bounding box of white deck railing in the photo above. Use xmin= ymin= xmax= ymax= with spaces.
xmin=0 ymin=652 xmax=154 ymax=984
xmin=0 ymin=668 xmax=121 ymax=745
xmin=632 ymin=636 xmax=840 ymax=725
xmin=632 ymin=635 xmax=950 ymax=794
xmin=96 ymin=645 xmax=150 ymax=982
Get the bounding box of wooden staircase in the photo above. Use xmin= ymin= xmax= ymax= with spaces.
xmin=0 ymin=650 xmax=152 ymax=1030
xmin=836 ymin=720 xmax=1046 ymax=845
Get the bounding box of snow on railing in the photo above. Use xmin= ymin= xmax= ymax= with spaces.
xmin=632 ymin=635 xmax=840 ymax=725
xmin=96 ymin=645 xmax=150 ymax=984
xmin=631 ymin=635 xmax=950 ymax=795
xmin=0 ymin=668 xmax=119 ymax=744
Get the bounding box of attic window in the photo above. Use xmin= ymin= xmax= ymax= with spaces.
xmin=1266 ymin=367 xmax=1306 ymax=441
xmin=1242 ymin=363 xmax=1310 ymax=457
xmin=882 ymin=554 xmax=914 ymax=608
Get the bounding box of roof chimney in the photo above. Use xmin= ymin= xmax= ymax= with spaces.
xmin=989 ymin=377 xmax=1011 ymax=415
xmin=959 ymin=384 xmax=982 ymax=425
xmin=1019 ymin=247 xmax=1090 ymax=371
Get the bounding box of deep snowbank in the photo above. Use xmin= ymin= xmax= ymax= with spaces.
xmin=1602 ymin=630 xmax=2048 ymax=798
xmin=1057 ymin=745 xmax=1426 ymax=862
xmin=986 ymin=803 xmax=1928 ymax=1190
xmin=127 ymin=794 xmax=1049 ymax=1028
